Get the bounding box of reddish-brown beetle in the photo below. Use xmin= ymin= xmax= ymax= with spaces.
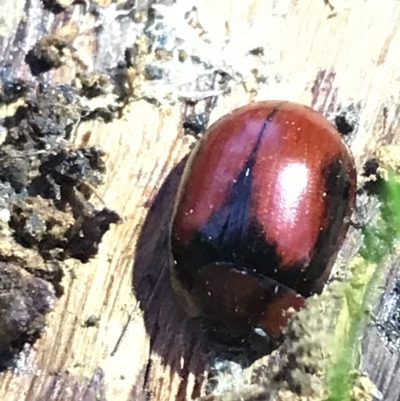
xmin=170 ymin=101 xmax=356 ymax=341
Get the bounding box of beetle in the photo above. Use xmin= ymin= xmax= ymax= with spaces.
xmin=169 ymin=100 xmax=356 ymax=342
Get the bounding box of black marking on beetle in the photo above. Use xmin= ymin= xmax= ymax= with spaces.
xmin=196 ymin=106 xmax=281 ymax=250
xmin=171 ymin=106 xmax=286 ymax=290
xmin=250 ymin=157 xmax=354 ymax=297
xmin=300 ymin=157 xmax=352 ymax=294
xmin=171 ymin=217 xmax=283 ymax=291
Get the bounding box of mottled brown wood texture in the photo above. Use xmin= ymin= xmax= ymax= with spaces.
xmin=1 ymin=0 xmax=400 ymax=400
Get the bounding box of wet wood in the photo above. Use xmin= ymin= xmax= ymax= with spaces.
xmin=1 ymin=0 xmax=400 ymax=400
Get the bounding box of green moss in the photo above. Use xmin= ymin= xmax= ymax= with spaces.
xmin=327 ymin=169 xmax=400 ymax=401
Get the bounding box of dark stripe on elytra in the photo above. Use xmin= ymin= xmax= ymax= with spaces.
xmin=199 ymin=105 xmax=282 ymax=247
xmin=299 ymin=158 xmax=352 ymax=293
xmin=172 ymin=106 xmax=284 ymax=288
xmin=194 ymin=107 xmax=283 ymax=260
xmin=271 ymin=157 xmax=353 ymax=297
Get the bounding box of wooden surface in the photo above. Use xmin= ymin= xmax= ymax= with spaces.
xmin=1 ymin=0 xmax=400 ymax=400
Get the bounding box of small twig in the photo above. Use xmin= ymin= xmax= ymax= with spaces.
xmin=111 ymin=304 xmax=139 ymax=356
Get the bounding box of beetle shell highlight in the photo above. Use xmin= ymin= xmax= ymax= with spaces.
xmin=170 ymin=101 xmax=356 ymax=340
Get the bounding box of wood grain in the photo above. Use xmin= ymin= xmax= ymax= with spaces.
xmin=1 ymin=0 xmax=400 ymax=400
